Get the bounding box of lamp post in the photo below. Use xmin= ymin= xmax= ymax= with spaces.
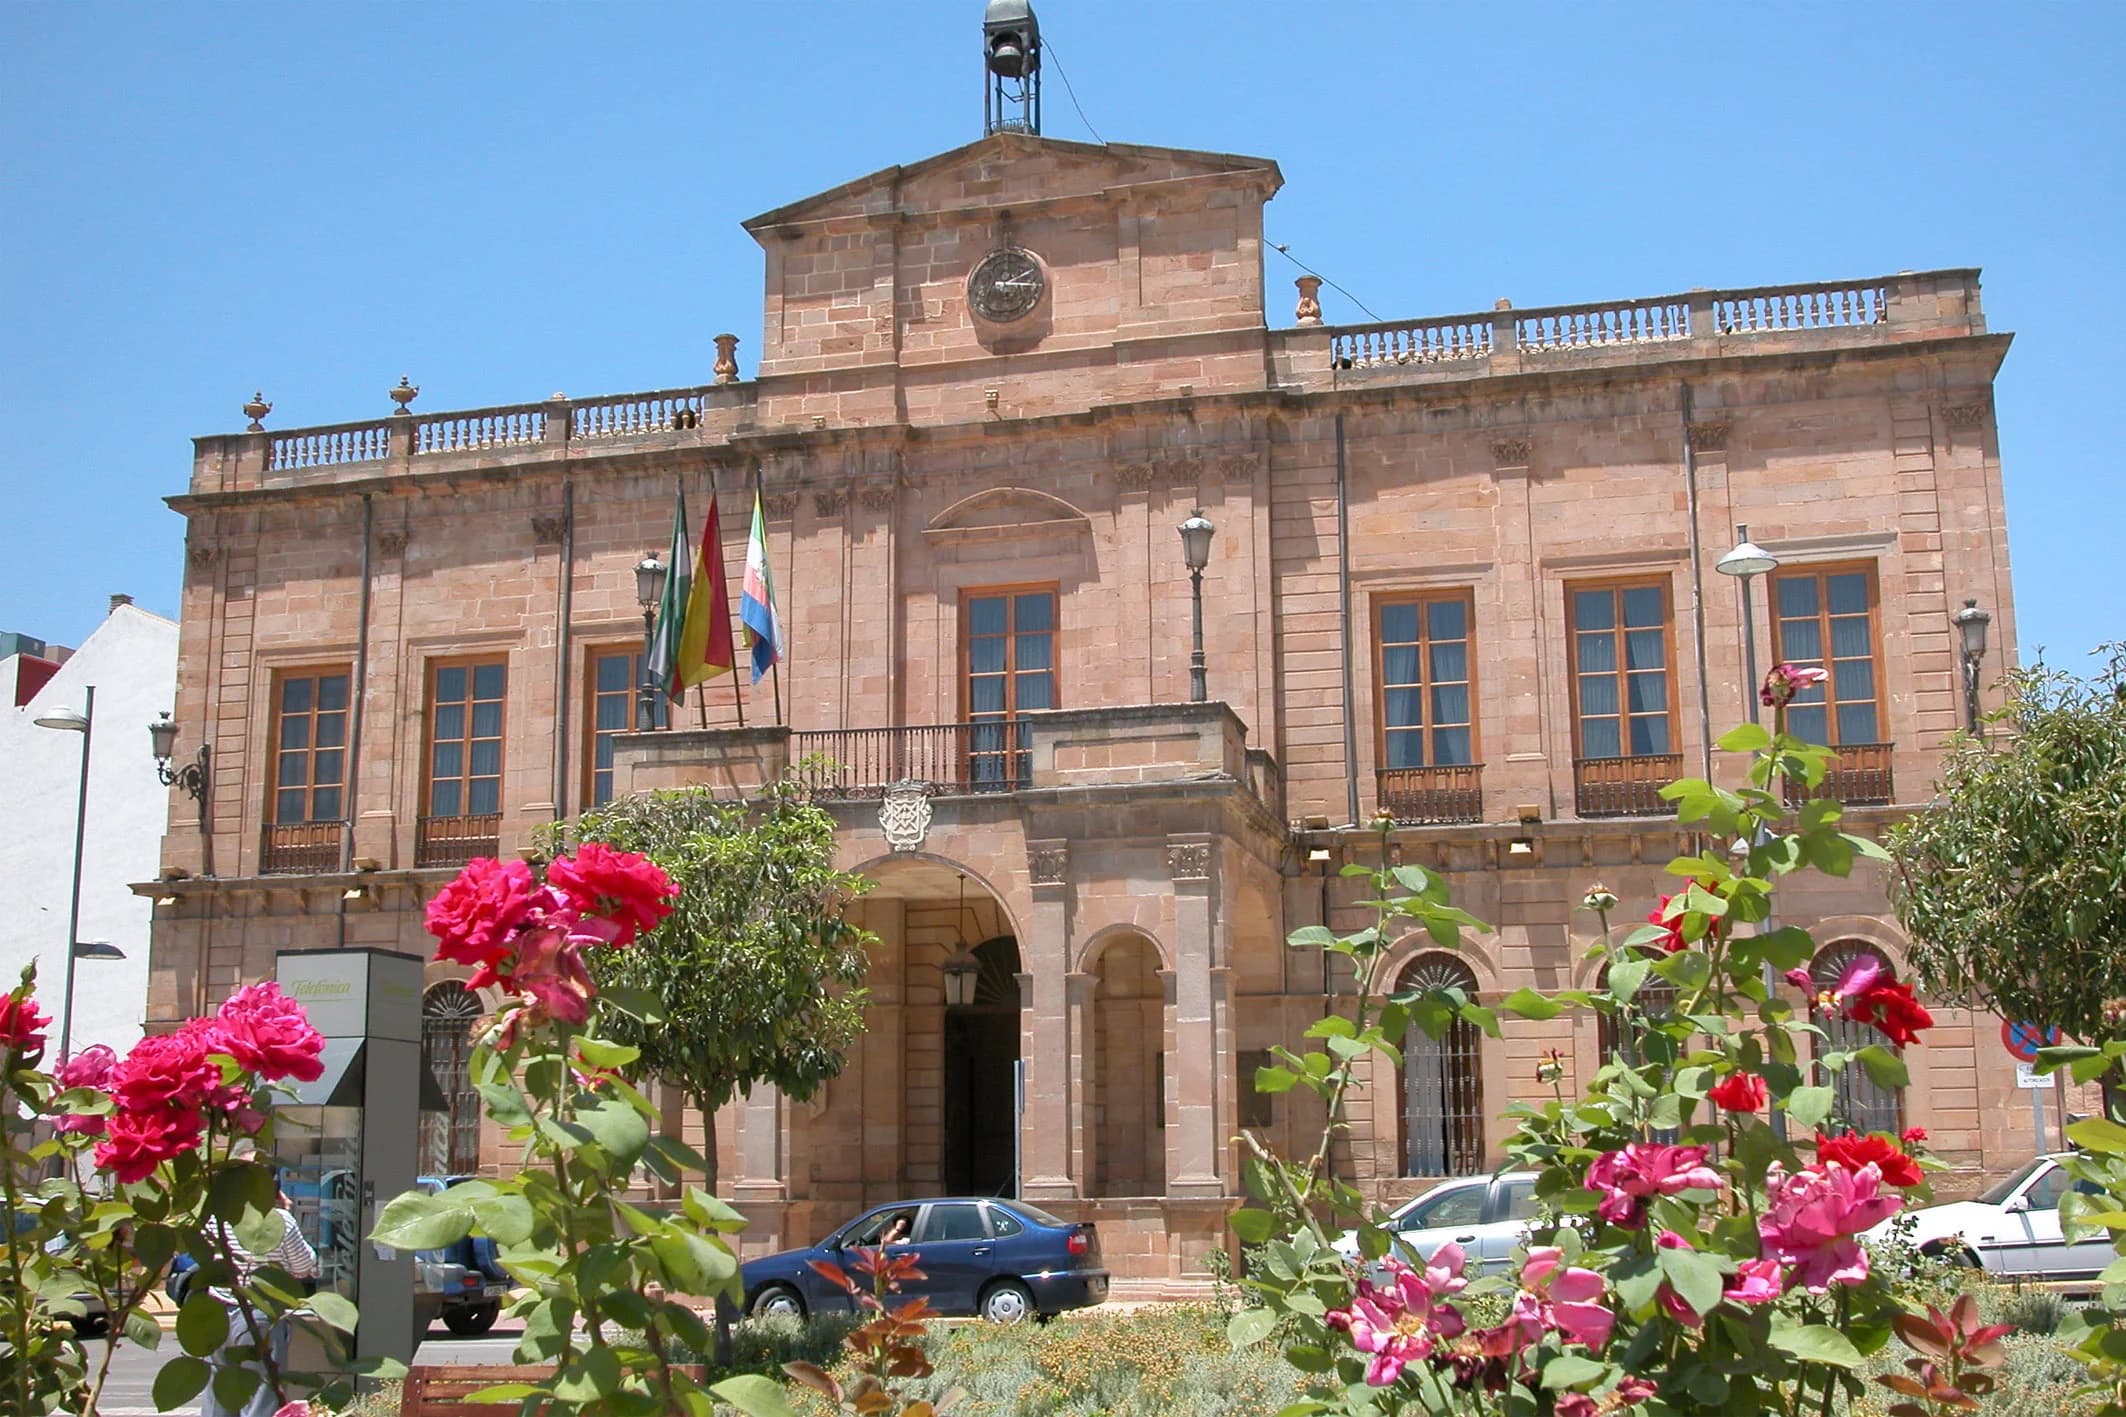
xmin=1177 ymin=508 xmax=1215 ymax=703
xmin=1715 ymin=525 xmax=1778 ymax=723
xmin=149 ymin=711 xmax=211 ymax=833
xmin=634 ymin=550 xmax=667 ymax=732
xmin=34 ymin=686 xmax=95 ymax=1063
xmin=1952 ymin=597 xmax=1991 ymax=735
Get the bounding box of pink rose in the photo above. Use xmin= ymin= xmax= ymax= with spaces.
xmin=1324 ymin=1248 xmax=1470 ymax=1387
xmin=1584 ymin=1143 xmax=1724 ymax=1230
xmin=1724 ymin=1257 xmax=1783 ymax=1305
xmin=94 ymin=1104 xmax=204 ymax=1183
xmin=209 ymin=982 xmax=326 ymax=1083
xmin=108 ymin=1023 xmax=220 ymax=1116
xmin=1758 ymin=1162 xmax=1902 ymax=1292
xmin=425 ymin=857 xmax=538 ymax=970
xmin=1761 ymin=662 xmax=1829 ymax=708
xmin=544 ymin=843 xmax=677 ymax=946
xmin=0 ymin=992 xmax=50 ymax=1062
xmin=53 ymin=1043 xmax=118 ymax=1136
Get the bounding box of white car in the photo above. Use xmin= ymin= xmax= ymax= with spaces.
xmin=1867 ymin=1153 xmax=2113 ymax=1280
xmin=1333 ymin=1171 xmax=1541 ymax=1272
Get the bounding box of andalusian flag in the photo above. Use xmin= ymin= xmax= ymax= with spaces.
xmin=647 ymin=487 xmax=690 ymax=703
xmin=741 ymin=490 xmax=784 ymax=682
xmin=673 ymin=491 xmax=736 ymax=690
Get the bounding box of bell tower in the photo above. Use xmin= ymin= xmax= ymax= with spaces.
xmin=983 ymin=1 xmax=1041 ymax=135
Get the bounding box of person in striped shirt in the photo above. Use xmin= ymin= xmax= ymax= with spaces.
xmin=199 ymin=1191 xmax=319 ymax=1417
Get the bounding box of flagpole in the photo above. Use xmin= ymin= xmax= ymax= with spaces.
xmin=711 ymin=466 xmax=745 ymax=729
xmin=756 ymin=464 xmax=785 ymax=726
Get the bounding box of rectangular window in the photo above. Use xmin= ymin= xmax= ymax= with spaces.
xmin=270 ymin=668 xmax=350 ymax=825
xmin=425 ymin=659 xmax=506 ymax=821
xmin=962 ymin=587 xmax=1056 ymax=788
xmin=1771 ymin=564 xmax=1883 ymax=747
xmin=1568 ymin=579 xmax=1674 ymax=759
xmin=1375 ymin=591 xmax=1477 ymax=768
xmin=1238 ymin=1049 xmax=1274 ymax=1131
xmin=584 ymin=648 xmax=666 ymax=809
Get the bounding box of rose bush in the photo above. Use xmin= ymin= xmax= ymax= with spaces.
xmin=0 ymin=968 xmax=365 ymax=1416
xmin=1227 ymin=668 xmax=1982 ymax=1414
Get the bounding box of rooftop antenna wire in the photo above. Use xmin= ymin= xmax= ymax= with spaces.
xmin=1040 ymin=40 xmax=1106 ymax=145
xmin=1269 ymin=241 xmax=1384 ymax=323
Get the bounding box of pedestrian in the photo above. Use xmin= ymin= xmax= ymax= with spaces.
xmin=199 ymin=1191 xmax=319 ymax=1417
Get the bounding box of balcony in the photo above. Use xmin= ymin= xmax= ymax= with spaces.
xmin=1573 ymin=754 xmax=1684 ymax=818
xmin=415 ymin=814 xmax=502 ymax=868
xmin=1376 ymin=765 xmax=1485 ymax=825
xmin=260 ymin=821 xmax=344 ymax=875
xmin=794 ymin=721 xmax=1033 ymax=798
xmin=1784 ymin=742 xmax=1894 ymax=808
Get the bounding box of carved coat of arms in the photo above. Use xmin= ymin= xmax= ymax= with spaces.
xmin=879 ymin=780 xmax=932 ymax=852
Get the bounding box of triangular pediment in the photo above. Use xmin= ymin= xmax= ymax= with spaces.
xmin=744 ymin=133 xmax=1282 ymax=234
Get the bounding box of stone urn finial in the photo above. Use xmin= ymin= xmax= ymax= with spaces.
xmin=389 ymin=376 xmax=420 ymax=416
xmin=1294 ymin=275 xmax=1324 ymax=326
xmin=712 ymin=333 xmax=741 ymax=385
xmin=243 ymin=391 xmax=272 ymax=432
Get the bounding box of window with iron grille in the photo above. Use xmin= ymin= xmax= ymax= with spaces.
xmin=1771 ymin=564 xmax=1883 ymax=747
xmin=419 ymin=983 xmax=483 ymax=1175
xmin=586 ymin=648 xmax=665 ymax=809
xmin=270 ymin=669 xmax=350 ymax=828
xmin=426 ymin=660 xmax=507 ymax=819
xmin=1596 ymin=959 xmax=1680 ymax=1142
xmin=962 ymin=587 xmax=1055 ymax=789
xmin=1398 ymin=953 xmax=1485 ymax=1176
xmin=1375 ymin=592 xmax=1478 ymax=768
xmin=1811 ymin=942 xmax=1904 ymax=1136
xmin=1568 ymin=579 xmax=1675 ymax=759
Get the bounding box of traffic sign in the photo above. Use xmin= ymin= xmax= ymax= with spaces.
xmin=2002 ymin=1019 xmax=2061 ymax=1063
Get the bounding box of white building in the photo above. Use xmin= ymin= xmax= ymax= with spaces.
xmin=1 ymin=599 xmax=178 ymax=1059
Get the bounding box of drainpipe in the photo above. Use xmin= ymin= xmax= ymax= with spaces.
xmin=553 ymin=479 xmax=575 ymax=822
xmin=344 ymin=494 xmax=373 ymax=872
xmin=1680 ymin=385 xmax=1714 ymax=781
xmin=1336 ymin=410 xmax=1359 ymax=826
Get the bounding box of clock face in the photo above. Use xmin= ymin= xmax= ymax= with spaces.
xmin=967 ymin=248 xmax=1045 ymax=323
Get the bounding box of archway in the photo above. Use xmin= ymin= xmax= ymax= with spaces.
xmin=1396 ymin=953 xmax=1485 ymax=1176
xmin=419 ymin=982 xmax=482 ymax=1176
xmin=1811 ymin=941 xmax=1904 ymax=1135
xmin=944 ymin=935 xmax=1022 ymax=1196
xmin=1090 ymin=934 xmax=1165 ymax=1197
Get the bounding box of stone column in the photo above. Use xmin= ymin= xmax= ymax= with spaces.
xmin=1065 ymin=969 xmax=1095 ymax=1194
xmin=732 ymin=1084 xmax=787 ymax=1203
xmin=1021 ymin=839 xmax=1077 ymax=1198
xmin=1167 ymin=834 xmax=1224 ymax=1196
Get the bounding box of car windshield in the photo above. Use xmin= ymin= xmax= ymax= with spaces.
xmin=1976 ymin=1159 xmax=2049 ymax=1207
xmin=1400 ymin=1183 xmax=1486 ymax=1230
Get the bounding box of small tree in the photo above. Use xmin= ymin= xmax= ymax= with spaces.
xmin=1890 ymin=644 xmax=2126 ymax=1052
xmin=565 ymin=780 xmax=874 ymax=1191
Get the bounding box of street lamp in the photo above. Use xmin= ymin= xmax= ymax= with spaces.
xmin=148 ymin=711 xmax=212 ymax=832
xmin=1952 ymin=597 xmax=1991 ymax=734
xmin=635 ymin=549 xmax=667 ymax=732
xmin=1177 ymin=508 xmax=1215 ymax=703
xmin=34 ymin=686 xmax=94 ymax=1063
xmin=1715 ymin=525 xmax=1779 ymax=724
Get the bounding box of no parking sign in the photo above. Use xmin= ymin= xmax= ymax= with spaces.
xmin=2002 ymin=1018 xmax=2060 ymax=1063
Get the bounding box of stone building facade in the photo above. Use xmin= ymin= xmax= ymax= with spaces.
xmin=146 ymin=131 xmax=2031 ymax=1291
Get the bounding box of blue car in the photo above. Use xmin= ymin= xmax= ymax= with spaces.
xmin=740 ymin=1197 xmax=1108 ymax=1325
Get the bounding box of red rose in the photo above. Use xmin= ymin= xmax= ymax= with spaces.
xmin=0 ymin=992 xmax=50 ymax=1061
xmin=1648 ymin=894 xmax=1687 ymax=954
xmin=94 ymin=1103 xmax=204 ymax=1184
xmin=209 ymin=982 xmax=326 ymax=1083
xmin=1901 ymin=1126 xmax=1929 ymax=1146
xmin=108 ymin=1022 xmax=221 ymax=1116
xmin=1846 ymin=980 xmax=1934 ymax=1048
xmin=545 ymin=843 xmax=676 ymax=946
xmin=1708 ymin=1070 xmax=1768 ymax=1113
xmin=1816 ymin=1132 xmax=1923 ymax=1188
xmin=425 ymin=857 xmax=538 ymax=969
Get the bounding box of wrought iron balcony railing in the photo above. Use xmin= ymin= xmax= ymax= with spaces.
xmin=1573 ymin=754 xmax=1685 ymax=818
xmin=1376 ymin=764 xmax=1485 ymax=825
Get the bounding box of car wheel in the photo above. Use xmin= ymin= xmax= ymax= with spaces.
xmin=67 ymin=1315 xmax=110 ymax=1340
xmin=1924 ymin=1241 xmax=1982 ymax=1270
xmin=442 ymin=1300 xmax=499 ymax=1336
xmin=979 ymin=1279 xmax=1034 ymax=1325
xmin=750 ymin=1284 xmax=807 ymax=1320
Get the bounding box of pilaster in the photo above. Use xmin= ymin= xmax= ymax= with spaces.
xmin=1166 ymin=833 xmax=1224 ymax=1196
xmin=1021 ymin=838 xmax=1077 ymax=1198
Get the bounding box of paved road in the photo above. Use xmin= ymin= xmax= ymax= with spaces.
xmin=87 ymin=1325 xmax=524 ymax=1415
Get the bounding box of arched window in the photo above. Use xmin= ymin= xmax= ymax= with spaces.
xmin=1595 ymin=957 xmax=1681 ymax=1063
xmin=419 ymin=983 xmax=483 ymax=1176
xmin=1811 ymin=942 xmax=1904 ymax=1136
xmin=1398 ymin=953 xmax=1485 ymax=1176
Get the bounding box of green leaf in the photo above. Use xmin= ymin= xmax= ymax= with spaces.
xmin=1855 ymin=1044 xmax=1910 ymax=1090
xmin=153 ymin=1353 xmax=212 ymax=1409
xmin=1286 ymin=925 xmax=1339 ymax=949
xmin=1255 ymin=1064 xmax=1298 ymax=1094
xmin=2070 ymin=1118 xmax=2126 ymax=1155
xmin=1657 ymin=1246 xmax=1724 ymax=1317
xmin=597 ymin=984 xmax=667 ymax=1027
xmin=469 ymin=1193 xmax=535 ymax=1247
xmin=369 ymin=1187 xmax=475 ymax=1250
xmin=681 ymin=1185 xmax=749 ymax=1235
xmin=1717 ymin=722 xmax=1773 ymax=753
xmin=1757 ymin=927 xmax=1818 ymax=971
xmin=123 ymin=1306 xmax=162 ymax=1349
xmin=573 ymin=1035 xmax=642 ymax=1069
xmin=1608 ymin=958 xmax=1649 ymax=1004
xmin=210 ymin=1363 xmax=261 ymax=1412
xmin=1539 ymin=1352 xmax=1609 ymax=1389
xmin=475 ymin=1078 xmax=534 ymax=1128
xmin=1769 ymin=1323 xmax=1862 ymax=1367
xmin=1228 ymin=1307 xmax=1278 ymax=1349
xmin=576 ymin=1096 xmax=652 ymax=1166
xmin=1786 ymin=1085 xmax=1834 ymax=1128
xmin=1229 ymin=1208 xmax=1277 ymax=1244
xmin=553 ymin=1344 xmax=623 ymax=1400
xmin=1500 ymin=987 xmax=1563 ymax=1021
xmin=709 ymin=1375 xmax=805 ymax=1417
xmin=309 ymin=1290 xmax=360 ymax=1335
xmin=176 ymin=1292 xmax=228 ymax=1356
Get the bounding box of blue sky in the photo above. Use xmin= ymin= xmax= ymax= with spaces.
xmin=3 ymin=2 xmax=2120 ymax=668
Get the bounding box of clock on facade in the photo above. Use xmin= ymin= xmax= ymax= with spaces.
xmin=967 ymin=247 xmax=1045 ymax=323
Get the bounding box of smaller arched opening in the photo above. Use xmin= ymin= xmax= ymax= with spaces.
xmin=1396 ymin=953 xmax=1485 ymax=1177
xmin=943 ymin=935 xmax=1023 ymax=1197
xmin=419 ymin=982 xmax=483 ymax=1176
xmin=1090 ymin=933 xmax=1166 ymax=1197
xmin=1811 ymin=941 xmax=1904 ymax=1136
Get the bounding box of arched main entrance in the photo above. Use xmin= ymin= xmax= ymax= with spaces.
xmin=944 ymin=935 xmax=1022 ymax=1197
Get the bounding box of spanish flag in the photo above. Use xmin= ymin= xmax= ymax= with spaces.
xmin=673 ymin=490 xmax=737 ymax=694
